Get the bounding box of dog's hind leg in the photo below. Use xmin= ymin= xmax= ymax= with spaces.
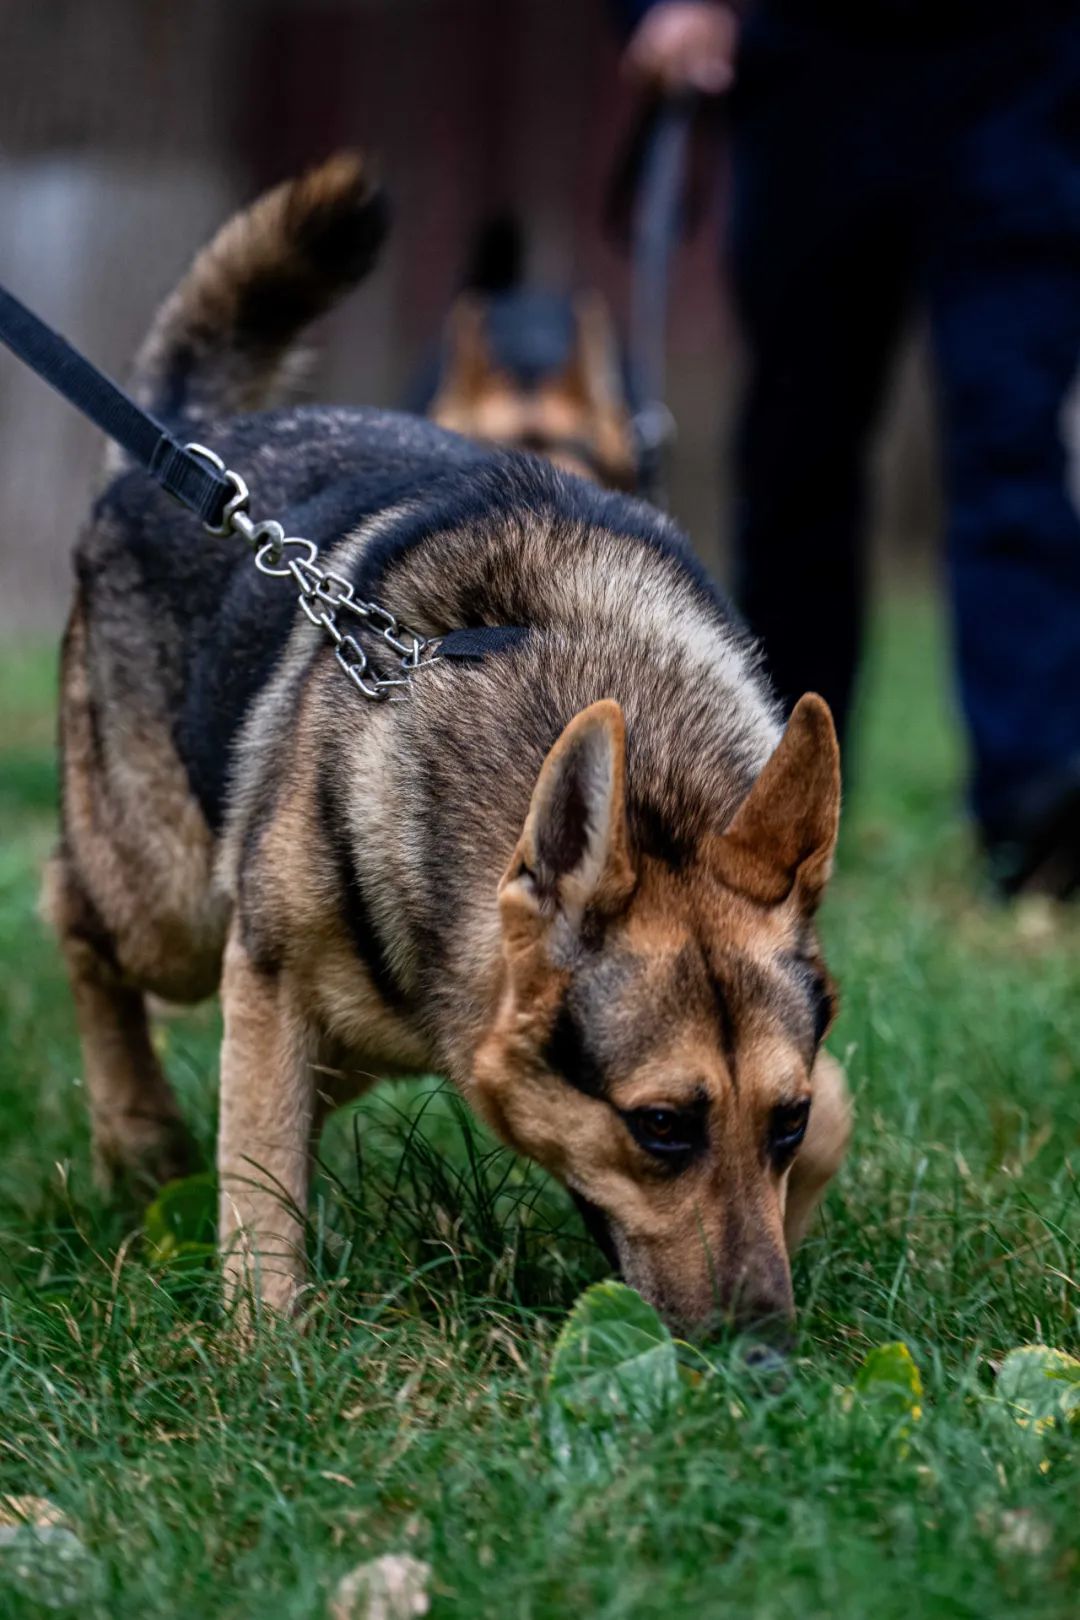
xmin=218 ymin=925 xmax=317 ymax=1319
xmin=43 ymin=855 xmax=198 ymax=1190
xmin=783 ymin=1049 xmax=852 ymax=1252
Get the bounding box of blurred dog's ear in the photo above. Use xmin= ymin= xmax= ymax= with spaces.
xmin=431 ymin=295 xmax=497 ymax=411
xmin=499 ymin=701 xmax=635 ymax=953
xmin=561 ymin=293 xmax=626 ymax=416
xmin=708 ymin=694 xmax=841 ymax=908
xmin=554 ymin=294 xmax=636 ymax=487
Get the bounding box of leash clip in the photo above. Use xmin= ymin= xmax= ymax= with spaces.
xmin=185 ymin=443 xmax=251 ymax=537
xmin=187 ymin=443 xmax=297 ymax=566
xmin=631 ymin=400 xmax=677 ymax=457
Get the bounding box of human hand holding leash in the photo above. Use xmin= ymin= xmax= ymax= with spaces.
xmin=623 ymin=1 xmax=739 ymax=96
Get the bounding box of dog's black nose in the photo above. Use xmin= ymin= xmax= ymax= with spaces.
xmin=741 ymin=1339 xmax=789 ymax=1376
xmin=730 ymin=1293 xmax=795 ymax=1377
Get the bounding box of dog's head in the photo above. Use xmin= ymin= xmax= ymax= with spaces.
xmin=472 ymin=694 xmax=841 ymax=1336
xmin=429 ymin=292 xmax=638 ymax=490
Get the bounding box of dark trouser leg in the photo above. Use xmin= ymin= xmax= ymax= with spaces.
xmin=926 ymin=22 xmax=1080 ymax=892
xmin=728 ymin=20 xmax=916 ymax=749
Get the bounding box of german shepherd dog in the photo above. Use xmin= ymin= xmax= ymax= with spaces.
xmin=422 ymin=217 xmax=640 ymax=490
xmin=45 ymin=155 xmax=851 ymax=1337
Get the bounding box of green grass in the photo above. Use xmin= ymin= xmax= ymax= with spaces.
xmin=1 ymin=603 xmax=1078 ymax=1618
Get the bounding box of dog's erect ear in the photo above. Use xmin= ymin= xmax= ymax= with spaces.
xmin=555 ymin=294 xmax=636 ymax=487
xmin=562 ymin=293 xmax=625 ymax=415
xmin=709 ymin=694 xmax=840 ymax=908
xmin=433 ymin=294 xmax=496 ymax=407
xmin=500 ymin=701 xmax=635 ymax=948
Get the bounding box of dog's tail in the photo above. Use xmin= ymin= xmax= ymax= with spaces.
xmin=126 ymin=152 xmax=388 ymax=430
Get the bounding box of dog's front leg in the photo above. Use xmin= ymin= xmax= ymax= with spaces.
xmin=783 ymin=1049 xmax=852 ymax=1253
xmin=218 ymin=926 xmax=316 ymax=1319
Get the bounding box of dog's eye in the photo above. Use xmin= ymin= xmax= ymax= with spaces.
xmin=797 ymin=961 xmax=835 ymax=1049
xmin=787 ymin=955 xmax=836 ymax=1051
xmin=769 ymin=1098 xmax=811 ymax=1164
xmin=624 ymin=1107 xmax=703 ymax=1161
xmin=810 ymin=979 xmax=835 ymax=1048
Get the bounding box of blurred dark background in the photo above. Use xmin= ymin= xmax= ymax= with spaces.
xmin=0 ymin=0 xmax=937 ymax=634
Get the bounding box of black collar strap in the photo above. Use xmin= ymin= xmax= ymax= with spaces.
xmin=0 ymin=282 xmax=234 ymax=529
xmin=436 ymin=625 xmax=529 ymax=661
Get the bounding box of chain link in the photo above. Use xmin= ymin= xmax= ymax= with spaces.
xmin=186 ymin=443 xmax=440 ymax=702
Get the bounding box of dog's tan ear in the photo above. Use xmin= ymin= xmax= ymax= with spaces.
xmin=431 ymin=295 xmax=496 ymax=414
xmin=562 ymin=294 xmax=625 ymax=413
xmin=709 ymin=694 xmax=840 ymax=908
xmin=555 ymin=294 xmax=636 ymax=487
xmin=500 ymin=701 xmax=635 ymax=948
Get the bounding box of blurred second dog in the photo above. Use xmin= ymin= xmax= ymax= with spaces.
xmin=424 ymin=218 xmax=640 ymax=490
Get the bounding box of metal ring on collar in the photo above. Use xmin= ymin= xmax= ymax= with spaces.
xmin=254 ymin=534 xmax=316 ymax=577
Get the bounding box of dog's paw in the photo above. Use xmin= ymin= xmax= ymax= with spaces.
xmin=92 ymin=1115 xmax=201 ymax=1198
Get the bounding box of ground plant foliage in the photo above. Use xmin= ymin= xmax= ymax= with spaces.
xmin=1 ymin=604 xmax=1078 ymax=1618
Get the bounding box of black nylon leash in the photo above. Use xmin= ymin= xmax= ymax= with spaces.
xmin=628 ymin=92 xmax=698 ymax=506
xmin=0 ymin=277 xmax=525 ymax=680
xmin=0 ymin=281 xmax=234 ymax=530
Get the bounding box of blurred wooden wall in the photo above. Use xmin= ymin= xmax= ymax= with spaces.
xmin=0 ymin=0 xmax=936 ymax=635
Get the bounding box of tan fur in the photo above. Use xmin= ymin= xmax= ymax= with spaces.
xmin=49 ymin=157 xmax=851 ymax=1339
xmin=43 ymin=856 xmax=196 ymax=1187
xmin=218 ymin=925 xmax=319 ymax=1317
xmin=43 ymin=598 xmax=221 ymax=1185
xmin=429 ymin=293 xmax=638 ymax=489
xmin=707 ymin=695 xmax=841 ymax=907
xmin=469 ymin=697 xmax=845 ymax=1330
xmin=784 ymin=1049 xmax=852 ymax=1250
xmin=49 ymin=603 xmax=227 ymax=1003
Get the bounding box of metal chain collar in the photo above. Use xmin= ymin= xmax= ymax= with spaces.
xmin=187 ymin=443 xmax=440 ymax=701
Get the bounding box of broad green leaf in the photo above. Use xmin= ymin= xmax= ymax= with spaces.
xmin=546 ymin=1281 xmax=679 ymax=1480
xmin=853 ymin=1342 xmax=923 ymax=1422
xmin=548 ymin=1280 xmax=679 ymax=1424
xmin=144 ymin=1172 xmax=216 ymax=1265
xmin=995 ymin=1345 xmax=1080 ymax=1436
